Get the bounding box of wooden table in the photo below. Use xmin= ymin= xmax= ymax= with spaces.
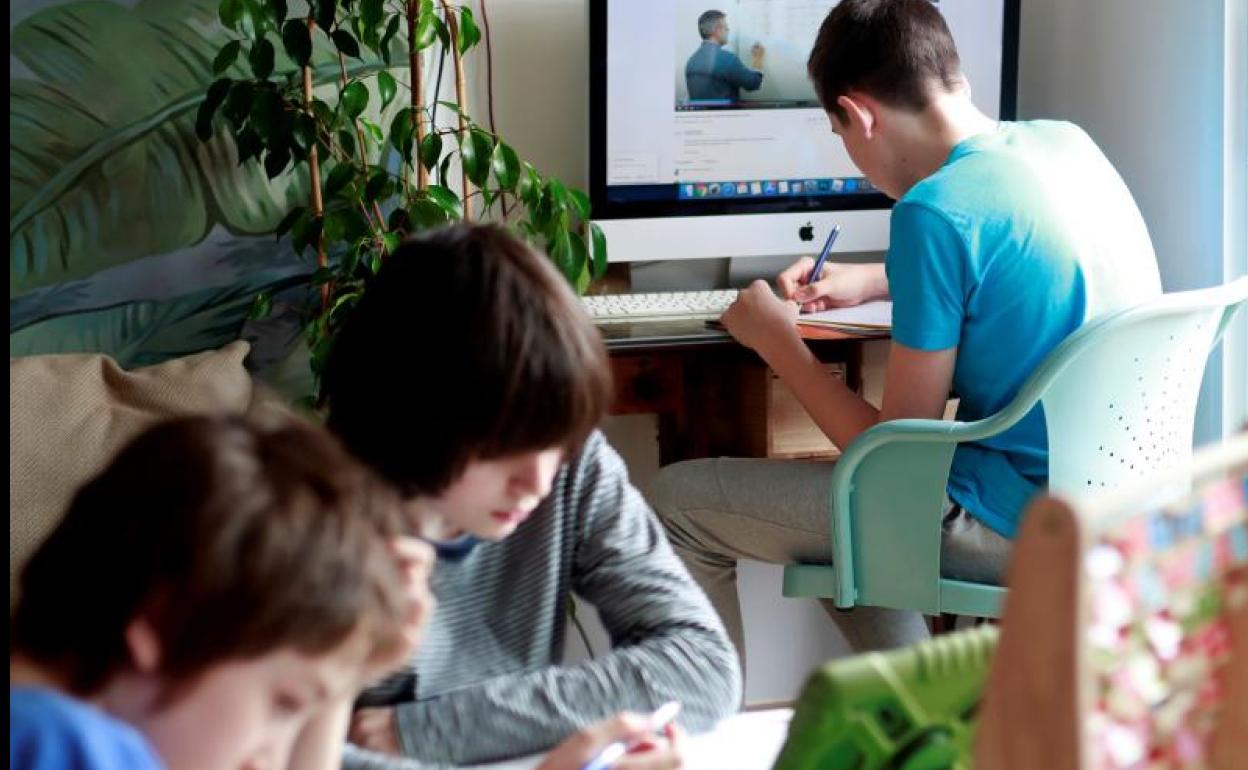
xmin=600 ymin=320 xmax=889 ymax=464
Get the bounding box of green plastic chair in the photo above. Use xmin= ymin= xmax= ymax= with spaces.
xmin=782 ymin=278 xmax=1248 ymax=619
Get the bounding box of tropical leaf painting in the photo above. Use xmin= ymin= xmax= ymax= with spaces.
xmin=9 ymin=0 xmax=406 ymax=384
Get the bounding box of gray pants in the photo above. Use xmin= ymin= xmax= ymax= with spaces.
xmin=646 ymin=457 xmax=1011 ymax=669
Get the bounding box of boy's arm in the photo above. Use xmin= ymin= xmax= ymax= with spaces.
xmin=382 ymin=436 xmax=741 ymax=766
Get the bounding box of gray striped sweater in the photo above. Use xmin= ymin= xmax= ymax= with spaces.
xmin=343 ymin=432 xmax=741 ymax=768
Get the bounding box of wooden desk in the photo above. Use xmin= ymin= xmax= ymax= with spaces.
xmin=599 ymin=320 xmax=888 ymax=464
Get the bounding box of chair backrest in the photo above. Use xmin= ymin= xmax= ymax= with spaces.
xmin=976 ymin=433 xmax=1248 ymax=770
xmin=1034 ymin=278 xmax=1248 ymax=496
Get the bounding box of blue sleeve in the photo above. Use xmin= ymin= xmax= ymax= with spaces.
xmin=715 ymin=50 xmax=763 ymax=90
xmin=885 ymin=202 xmax=968 ymax=351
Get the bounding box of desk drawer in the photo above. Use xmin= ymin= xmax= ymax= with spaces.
xmin=767 ymin=366 xmax=845 ymax=460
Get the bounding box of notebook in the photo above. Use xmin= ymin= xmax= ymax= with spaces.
xmin=795 ymin=301 xmax=892 ymax=332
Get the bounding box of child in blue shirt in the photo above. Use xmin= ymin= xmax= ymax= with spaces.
xmin=648 ymin=0 xmax=1161 ymax=663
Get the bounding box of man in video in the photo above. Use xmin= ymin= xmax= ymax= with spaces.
xmin=685 ymin=10 xmax=766 ymax=104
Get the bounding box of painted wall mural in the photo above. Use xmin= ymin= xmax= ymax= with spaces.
xmin=9 ymin=0 xmax=395 ymax=395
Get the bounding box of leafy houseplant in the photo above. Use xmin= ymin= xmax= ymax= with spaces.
xmin=197 ymin=0 xmax=606 ymax=392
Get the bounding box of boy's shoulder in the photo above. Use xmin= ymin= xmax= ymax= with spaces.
xmin=10 ymin=686 xmax=164 ymax=770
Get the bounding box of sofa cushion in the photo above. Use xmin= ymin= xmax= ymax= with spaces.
xmin=9 ymin=341 xmax=254 ymax=610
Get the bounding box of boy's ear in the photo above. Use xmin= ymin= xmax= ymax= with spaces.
xmin=124 ymin=617 xmax=163 ymax=673
xmin=836 ymin=93 xmax=877 ymax=139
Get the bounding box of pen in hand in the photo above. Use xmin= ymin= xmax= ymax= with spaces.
xmin=579 ymin=701 xmax=682 ymax=770
xmin=795 ymin=224 xmax=842 ymax=310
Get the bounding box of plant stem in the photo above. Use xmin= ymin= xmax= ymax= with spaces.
xmin=337 ymin=52 xmax=389 ymax=254
xmin=303 ymin=16 xmax=329 ymax=309
xmin=408 ymin=0 xmax=429 ymax=190
xmin=439 ymin=0 xmax=472 ymax=221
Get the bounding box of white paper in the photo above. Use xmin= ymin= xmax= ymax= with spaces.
xmin=462 ymin=709 xmax=794 ymax=770
xmin=796 ymin=300 xmax=893 ymax=329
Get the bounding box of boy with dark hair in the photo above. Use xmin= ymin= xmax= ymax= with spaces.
xmin=649 ymin=0 xmax=1162 ymax=662
xmin=10 ymin=415 xmax=429 ymax=770
xmin=322 ymin=225 xmax=740 ymax=768
xmin=10 ymin=416 xmax=684 ymax=770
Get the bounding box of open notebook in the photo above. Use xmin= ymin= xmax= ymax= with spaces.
xmin=795 ymin=301 xmax=892 ymax=332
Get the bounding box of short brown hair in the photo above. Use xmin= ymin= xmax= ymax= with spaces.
xmin=12 ymin=416 xmax=408 ymax=695
xmin=323 ymin=224 xmax=612 ymax=496
xmin=808 ymin=0 xmax=962 ymax=124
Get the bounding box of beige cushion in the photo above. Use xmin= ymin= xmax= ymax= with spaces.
xmin=9 ymin=341 xmax=254 ymax=610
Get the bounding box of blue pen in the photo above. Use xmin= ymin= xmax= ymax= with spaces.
xmin=580 ymin=701 xmax=682 ymax=770
xmin=804 ymin=224 xmax=842 ymax=290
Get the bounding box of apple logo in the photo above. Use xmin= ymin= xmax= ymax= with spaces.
xmin=798 ymin=222 xmax=815 ymax=242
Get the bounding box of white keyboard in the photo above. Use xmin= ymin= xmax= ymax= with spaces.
xmin=582 ymin=290 xmax=739 ymax=323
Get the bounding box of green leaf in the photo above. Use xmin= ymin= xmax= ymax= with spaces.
xmin=549 ymin=229 xmax=577 ymax=284
xmin=438 ymin=152 xmax=453 ymax=186
xmin=222 ymin=80 xmax=255 ymax=128
xmin=517 ymin=162 xmax=541 ymax=206
xmin=432 ymin=15 xmax=450 ymax=49
xmin=436 ymin=100 xmax=463 ymax=116
xmin=364 ymin=169 xmax=390 ymax=201
xmin=408 ymin=198 xmax=446 ymax=228
xmin=590 ymin=222 xmax=608 ymax=279
xmin=248 ymin=291 xmax=273 ymax=320
xmin=315 ymin=0 xmax=336 ymax=31
xmin=425 ymin=184 xmax=463 ymax=219
xmin=235 ymin=127 xmax=264 ymax=164
xmin=248 ymin=88 xmax=284 ymax=141
xmin=196 ymin=77 xmax=233 ymax=141
xmin=359 ymin=118 xmax=384 ymax=143
xmin=337 ymin=128 xmax=356 ymax=158
xmin=340 ymin=80 xmax=369 ymax=119
xmin=360 ymin=0 xmax=384 ymax=30
xmin=275 ymin=206 xmax=306 ymax=239
xmin=460 ymin=128 xmax=495 ymax=187
xmin=263 ymin=144 xmax=291 ymax=178
xmin=458 ymin=6 xmax=481 ymax=54
xmin=332 ymin=29 xmax=361 ymax=58
xmin=324 ymin=162 xmax=357 ymax=197
xmin=281 ymin=19 xmax=312 ymax=66
xmin=377 ymin=70 xmax=397 ymax=108
xmin=220 ymin=0 xmax=244 ymax=30
xmin=249 ymin=38 xmax=275 ymax=80
xmin=381 ymin=231 xmax=401 ymax=255
xmin=389 ymin=108 xmax=415 ymax=161
xmin=292 ymin=112 xmax=317 ymax=153
xmin=380 ymin=15 xmax=401 ymax=65
xmin=267 ymin=0 xmax=287 ymax=26
xmin=291 ymin=214 xmax=324 ymax=255
xmin=415 ymin=6 xmax=438 ymax=49
xmin=568 ymin=188 xmax=591 ymax=221
xmin=567 ymin=231 xmax=589 ymax=284
xmin=491 ymin=141 xmax=521 ymax=190
xmin=213 ymin=40 xmax=242 ymax=74
xmin=419 ymin=131 xmax=443 ymax=172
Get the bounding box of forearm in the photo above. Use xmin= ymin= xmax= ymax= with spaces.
xmin=394 ymin=628 xmax=736 ymax=765
xmin=286 ymin=699 xmax=352 ymax=770
xmin=761 ymin=333 xmax=880 ymax=449
xmin=863 ymin=263 xmax=890 ymax=300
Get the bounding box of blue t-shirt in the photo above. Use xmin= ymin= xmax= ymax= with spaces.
xmin=10 ymin=686 xmax=165 ymax=770
xmin=886 ymin=120 xmax=1160 ymax=538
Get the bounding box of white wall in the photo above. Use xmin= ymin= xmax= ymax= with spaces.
xmin=1018 ymin=0 xmax=1245 ymax=443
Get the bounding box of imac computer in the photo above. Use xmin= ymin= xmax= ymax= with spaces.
xmin=589 ymin=0 xmax=1020 ymax=272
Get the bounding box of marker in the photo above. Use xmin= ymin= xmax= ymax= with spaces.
xmin=580 ymin=702 xmax=682 ymax=770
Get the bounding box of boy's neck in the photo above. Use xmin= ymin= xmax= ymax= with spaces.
xmin=10 ymin=654 xmax=66 ymax=691
xmin=892 ymin=88 xmax=999 ymax=194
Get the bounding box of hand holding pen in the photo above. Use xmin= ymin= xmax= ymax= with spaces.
xmin=536 ymin=702 xmax=684 ymax=770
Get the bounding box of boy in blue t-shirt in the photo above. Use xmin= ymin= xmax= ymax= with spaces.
xmin=648 ymin=0 xmax=1161 ymax=663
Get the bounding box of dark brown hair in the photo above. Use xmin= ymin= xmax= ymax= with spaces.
xmin=808 ymin=0 xmax=963 ymax=124
xmin=323 ymin=224 xmax=612 ymax=496
xmin=12 ymin=416 xmax=409 ymax=696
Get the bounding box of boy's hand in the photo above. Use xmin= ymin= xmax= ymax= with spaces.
xmin=537 ymin=713 xmax=685 ymax=770
xmin=778 ymin=259 xmax=885 ymax=313
xmin=720 ymin=280 xmax=799 ymax=356
xmin=348 ymin=707 xmax=401 ymax=756
xmin=362 ymin=536 xmax=437 ymax=684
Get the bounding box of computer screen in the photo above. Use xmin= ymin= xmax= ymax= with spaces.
xmin=589 ymin=0 xmax=1020 ymax=263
